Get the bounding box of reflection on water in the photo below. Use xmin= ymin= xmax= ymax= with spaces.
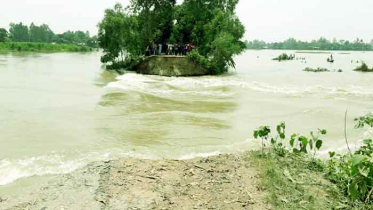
xmin=1 ymin=50 xmax=373 ymax=190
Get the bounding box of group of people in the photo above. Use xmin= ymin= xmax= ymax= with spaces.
xmin=145 ymin=43 xmax=195 ymax=56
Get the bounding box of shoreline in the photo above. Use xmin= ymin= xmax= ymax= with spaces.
xmin=1 ymin=152 xmax=270 ymax=210
xmin=1 ymin=150 xmax=369 ymax=209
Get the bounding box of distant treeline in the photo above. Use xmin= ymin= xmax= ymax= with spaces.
xmin=0 ymin=22 xmax=98 ymax=48
xmin=246 ymin=38 xmax=373 ymax=51
xmin=0 ymin=42 xmax=92 ymax=52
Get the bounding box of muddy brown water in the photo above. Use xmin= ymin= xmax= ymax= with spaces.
xmin=0 ymin=50 xmax=373 ymax=194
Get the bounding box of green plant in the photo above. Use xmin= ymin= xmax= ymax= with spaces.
xmin=355 ymin=113 xmax=373 ymax=128
xmin=272 ymin=53 xmax=294 ymax=61
xmin=253 ymin=123 xmax=325 ymax=159
xmin=253 ymin=126 xmax=271 ymax=155
xmin=354 ymin=62 xmax=373 ymax=72
xmin=289 ymin=129 xmax=326 ymax=160
xmin=326 ymin=112 xmax=373 ymax=203
xmin=303 ymin=67 xmax=330 ymax=72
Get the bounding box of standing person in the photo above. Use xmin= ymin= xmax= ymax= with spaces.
xmin=158 ymin=44 xmax=162 ymax=55
xmin=145 ymin=46 xmax=150 ymax=56
xmin=176 ymin=44 xmax=180 ymax=56
xmin=152 ymin=43 xmax=157 ymax=55
xmin=168 ymin=44 xmax=173 ymax=56
xmin=163 ymin=43 xmax=167 ymax=55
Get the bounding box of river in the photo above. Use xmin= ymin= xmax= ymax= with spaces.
xmin=0 ymin=50 xmax=372 ymax=194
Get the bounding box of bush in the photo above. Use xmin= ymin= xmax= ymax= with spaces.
xmin=272 ymin=53 xmax=295 ymax=61
xmin=254 ymin=113 xmax=373 ymax=204
xmin=187 ymin=50 xmax=213 ymax=73
xmin=303 ymin=67 xmax=330 ymax=72
xmin=354 ymin=63 xmax=373 ymax=72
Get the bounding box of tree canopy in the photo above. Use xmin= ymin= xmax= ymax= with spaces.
xmin=4 ymin=22 xmax=98 ymax=47
xmin=0 ymin=28 xmax=9 ymax=42
xmin=98 ymin=0 xmax=246 ymax=74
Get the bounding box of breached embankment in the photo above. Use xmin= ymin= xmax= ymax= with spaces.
xmin=135 ymin=56 xmax=210 ymax=77
xmin=1 ymin=153 xmax=270 ymax=210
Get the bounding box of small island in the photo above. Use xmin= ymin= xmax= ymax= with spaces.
xmin=98 ymin=1 xmax=246 ymax=76
xmin=272 ymin=53 xmax=295 ymax=61
xmin=354 ymin=62 xmax=373 ymax=72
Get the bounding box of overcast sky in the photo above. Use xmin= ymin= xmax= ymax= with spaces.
xmin=1 ymin=0 xmax=373 ymax=42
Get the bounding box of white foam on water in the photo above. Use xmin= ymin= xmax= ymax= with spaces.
xmin=0 ymin=147 xmax=233 ymax=186
xmin=104 ymin=73 xmax=373 ymax=100
xmin=178 ymin=151 xmax=222 ymax=160
xmin=0 ymin=150 xmax=156 ymax=186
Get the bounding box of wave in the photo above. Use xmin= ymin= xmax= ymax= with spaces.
xmin=103 ymin=73 xmax=373 ymax=100
xmin=0 ymin=150 xmax=154 ymax=186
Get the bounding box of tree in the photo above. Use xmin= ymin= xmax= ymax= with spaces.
xmin=130 ymin=0 xmax=176 ymax=46
xmin=98 ymin=0 xmax=246 ymax=74
xmin=172 ymin=0 xmax=239 ymax=49
xmin=98 ymin=3 xmax=142 ymax=64
xmin=203 ymin=9 xmax=246 ymax=73
xmin=172 ymin=0 xmax=245 ymax=73
xmin=29 ymin=23 xmax=55 ymax=43
xmin=0 ymin=28 xmax=9 ymax=42
xmin=9 ymin=22 xmax=30 ymax=42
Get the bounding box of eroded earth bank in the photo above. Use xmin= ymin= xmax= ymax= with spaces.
xmin=1 ymin=153 xmax=270 ymax=210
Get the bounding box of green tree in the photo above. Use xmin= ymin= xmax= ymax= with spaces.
xmin=129 ymin=0 xmax=176 ymax=46
xmin=98 ymin=0 xmax=246 ymax=74
xmin=29 ymin=23 xmax=55 ymax=43
xmin=203 ymin=9 xmax=246 ymax=73
xmin=98 ymin=3 xmax=142 ymax=64
xmin=173 ymin=0 xmax=245 ymax=74
xmin=0 ymin=28 xmax=9 ymax=42
xmin=9 ymin=22 xmax=30 ymax=42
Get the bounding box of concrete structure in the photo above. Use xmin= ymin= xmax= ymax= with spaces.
xmin=135 ymin=56 xmax=210 ymax=77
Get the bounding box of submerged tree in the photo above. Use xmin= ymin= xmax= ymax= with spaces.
xmin=98 ymin=0 xmax=246 ymax=74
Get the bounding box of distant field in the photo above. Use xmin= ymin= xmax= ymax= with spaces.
xmin=0 ymin=42 xmax=93 ymax=52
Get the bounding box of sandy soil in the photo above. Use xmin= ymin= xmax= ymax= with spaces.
xmin=1 ymin=153 xmax=271 ymax=210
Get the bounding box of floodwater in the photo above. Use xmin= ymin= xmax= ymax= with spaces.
xmin=0 ymin=50 xmax=372 ymax=193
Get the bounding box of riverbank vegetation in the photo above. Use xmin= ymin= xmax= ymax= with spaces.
xmin=98 ymin=0 xmax=246 ymax=74
xmin=0 ymin=42 xmax=92 ymax=52
xmin=303 ymin=67 xmax=330 ymax=72
xmin=0 ymin=22 xmax=98 ymax=52
xmin=246 ymin=38 xmax=373 ymax=51
xmin=272 ymin=53 xmax=295 ymax=61
xmin=354 ymin=63 xmax=373 ymax=72
xmin=253 ymin=113 xmax=373 ymax=209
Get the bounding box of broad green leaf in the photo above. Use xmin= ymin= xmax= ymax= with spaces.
xmin=320 ymin=129 xmax=327 ymax=135
xmin=348 ymin=182 xmax=359 ymax=200
xmin=350 ymin=155 xmax=367 ymax=166
xmin=290 ymin=138 xmax=295 ymax=147
xmin=316 ymin=140 xmax=323 ymax=150
xmin=299 ymin=136 xmax=308 ymax=146
xmin=254 ymin=131 xmax=258 ymax=139
xmin=329 ymin=151 xmax=336 ymax=158
xmin=358 ymin=166 xmax=369 ymax=177
xmin=363 ymin=139 xmax=373 ymax=144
